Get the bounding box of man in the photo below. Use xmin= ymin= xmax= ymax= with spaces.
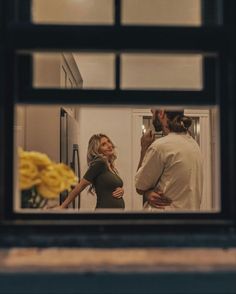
xmin=135 ymin=109 xmax=203 ymax=211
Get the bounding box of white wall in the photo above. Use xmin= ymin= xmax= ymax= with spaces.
xmin=78 ymin=106 xmax=219 ymax=212
xmin=24 ymin=105 xmax=61 ymax=162
xmin=78 ymin=106 xmax=133 ymax=211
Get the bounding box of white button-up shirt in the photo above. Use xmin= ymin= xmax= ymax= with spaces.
xmin=135 ymin=133 xmax=203 ymax=211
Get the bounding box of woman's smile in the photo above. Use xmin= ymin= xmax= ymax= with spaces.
xmin=99 ymin=137 xmax=114 ymax=157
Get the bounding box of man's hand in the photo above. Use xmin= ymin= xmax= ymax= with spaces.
xmin=137 ymin=130 xmax=156 ymax=170
xmin=141 ymin=130 xmax=155 ymax=151
xmin=145 ymin=190 xmax=172 ymax=209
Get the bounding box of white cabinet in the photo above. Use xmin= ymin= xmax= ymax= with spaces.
xmin=61 ymin=53 xmax=83 ymax=89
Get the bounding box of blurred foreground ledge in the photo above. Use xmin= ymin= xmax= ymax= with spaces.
xmin=0 ymin=248 xmax=236 ymax=272
xmin=0 ymin=248 xmax=236 ymax=294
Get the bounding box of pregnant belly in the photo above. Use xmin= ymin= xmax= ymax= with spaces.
xmin=96 ymin=193 xmax=125 ymax=209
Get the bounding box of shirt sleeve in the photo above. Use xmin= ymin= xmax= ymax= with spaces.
xmin=83 ymin=159 xmax=107 ymax=183
xmin=135 ymin=145 xmax=164 ymax=191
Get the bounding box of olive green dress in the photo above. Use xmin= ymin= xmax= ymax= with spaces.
xmin=83 ymin=158 xmax=125 ymax=209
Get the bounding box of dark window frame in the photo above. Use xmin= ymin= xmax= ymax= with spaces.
xmin=0 ymin=0 xmax=236 ymax=246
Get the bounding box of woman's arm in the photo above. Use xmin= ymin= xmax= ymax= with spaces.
xmin=60 ymin=178 xmax=91 ymax=208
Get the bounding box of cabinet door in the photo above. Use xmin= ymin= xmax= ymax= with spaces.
xmin=60 ymin=53 xmax=83 ymax=117
xmin=61 ymin=53 xmax=83 ymax=89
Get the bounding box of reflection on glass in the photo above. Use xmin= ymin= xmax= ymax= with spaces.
xmin=121 ymin=54 xmax=203 ymax=90
xmin=122 ymin=0 xmax=201 ymax=26
xmin=14 ymin=105 xmax=220 ymax=214
xmin=32 ymin=0 xmax=114 ymax=24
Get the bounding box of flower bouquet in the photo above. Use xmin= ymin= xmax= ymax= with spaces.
xmin=18 ymin=148 xmax=78 ymax=208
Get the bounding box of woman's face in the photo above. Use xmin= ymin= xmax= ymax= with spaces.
xmin=99 ymin=136 xmax=114 ymax=157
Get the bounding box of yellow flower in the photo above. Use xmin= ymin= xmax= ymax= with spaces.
xmin=19 ymin=148 xmax=78 ymax=203
xmin=19 ymin=157 xmax=41 ymax=190
xmin=36 ymin=165 xmax=65 ymax=199
xmin=27 ymin=151 xmax=52 ymax=169
xmin=54 ymin=163 xmax=78 ymax=191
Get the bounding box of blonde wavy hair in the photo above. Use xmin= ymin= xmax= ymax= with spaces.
xmin=87 ymin=133 xmax=117 ymax=194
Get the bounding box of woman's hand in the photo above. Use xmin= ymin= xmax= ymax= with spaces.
xmin=52 ymin=205 xmax=64 ymax=210
xmin=112 ymin=187 xmax=124 ymax=199
xmin=44 ymin=204 xmax=64 ymax=210
xmin=145 ymin=190 xmax=172 ymax=209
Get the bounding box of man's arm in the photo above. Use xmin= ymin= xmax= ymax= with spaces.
xmin=135 ymin=133 xmax=172 ymax=209
xmin=137 ymin=130 xmax=155 ymax=170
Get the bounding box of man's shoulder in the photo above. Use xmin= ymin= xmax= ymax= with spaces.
xmin=151 ymin=136 xmax=170 ymax=148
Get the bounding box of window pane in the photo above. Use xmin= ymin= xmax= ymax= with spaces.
xmin=30 ymin=52 xmax=115 ymax=89
xmin=32 ymin=0 xmax=114 ymax=25
xmin=74 ymin=53 xmax=115 ymax=89
xmin=121 ymin=54 xmax=203 ymax=90
xmin=122 ymin=0 xmax=201 ymax=26
xmin=29 ymin=0 xmax=220 ymax=27
xmin=14 ymin=104 xmax=220 ymax=214
xmin=20 ymin=52 xmax=205 ymax=90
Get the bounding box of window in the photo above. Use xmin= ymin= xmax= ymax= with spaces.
xmin=0 ymin=1 xmax=235 ymax=239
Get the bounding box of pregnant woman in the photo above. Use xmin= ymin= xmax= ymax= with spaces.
xmin=60 ymin=133 xmax=125 ymax=209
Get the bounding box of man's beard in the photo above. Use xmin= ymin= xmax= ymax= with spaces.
xmin=152 ymin=117 xmax=163 ymax=132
